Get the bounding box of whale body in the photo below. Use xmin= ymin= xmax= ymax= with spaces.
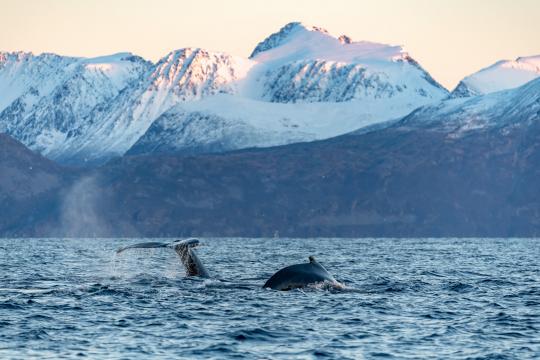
xmin=116 ymin=239 xmax=335 ymax=290
xmin=263 ymin=256 xmax=335 ymax=291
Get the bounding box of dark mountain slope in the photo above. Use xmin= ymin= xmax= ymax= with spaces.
xmin=88 ymin=117 xmax=540 ymax=237
xmin=2 ymin=78 xmax=540 ymax=237
xmin=0 ymin=134 xmax=70 ymax=236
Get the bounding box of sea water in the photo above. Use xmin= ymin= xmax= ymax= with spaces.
xmin=0 ymin=238 xmax=539 ymax=359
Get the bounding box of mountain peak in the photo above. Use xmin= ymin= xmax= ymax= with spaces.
xmin=282 ymin=21 xmax=331 ymax=34
xmin=451 ymin=54 xmax=540 ymax=97
xmin=158 ymin=48 xmax=201 ymax=64
xmin=338 ymin=35 xmax=353 ymax=44
xmin=82 ymin=52 xmax=139 ymax=64
xmin=249 ymin=22 xmax=405 ymax=64
xmin=156 ymin=47 xmax=234 ymax=67
xmin=249 ymin=22 xmax=333 ymax=59
xmin=0 ymin=51 xmax=34 ymax=65
xmin=512 ymin=55 xmax=540 ymax=67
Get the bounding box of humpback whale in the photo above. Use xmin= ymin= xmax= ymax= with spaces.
xmin=263 ymin=256 xmax=335 ymax=291
xmin=116 ymin=239 xmax=337 ymax=291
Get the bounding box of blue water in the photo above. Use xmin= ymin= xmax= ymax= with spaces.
xmin=0 ymin=238 xmax=539 ymax=359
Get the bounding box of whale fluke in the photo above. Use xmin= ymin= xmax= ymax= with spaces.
xmin=116 ymin=238 xmax=210 ymax=278
xmin=263 ymin=256 xmax=335 ymax=291
xmin=116 ymin=242 xmax=170 ymax=254
xmin=171 ymin=239 xmax=210 ymax=278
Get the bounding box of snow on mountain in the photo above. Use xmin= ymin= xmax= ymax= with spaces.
xmin=451 ymin=55 xmax=540 ymax=98
xmin=250 ymin=22 xmax=403 ymax=63
xmin=53 ymin=48 xmax=256 ymax=163
xmin=0 ymin=23 xmax=449 ymax=163
xmin=402 ymin=76 xmax=540 ymax=135
xmin=127 ymin=23 xmax=448 ymax=157
xmin=0 ymin=52 xmax=150 ymax=158
xmin=128 ymin=93 xmax=426 ymax=155
xmin=127 ymin=98 xmax=317 ymax=156
xmin=246 ymin=22 xmax=446 ymax=102
xmin=0 ymin=52 xmax=78 ymax=113
xmin=82 ymin=53 xmax=149 ymax=90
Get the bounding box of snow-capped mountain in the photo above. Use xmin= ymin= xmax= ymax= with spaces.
xmin=403 ymin=76 xmax=540 ymax=134
xmin=246 ymin=22 xmax=447 ymax=104
xmin=129 ymin=23 xmax=449 ymax=157
xmin=451 ymin=55 xmax=540 ymax=98
xmin=0 ymin=52 xmax=76 ymax=113
xmin=54 ymin=48 xmax=255 ymax=162
xmin=0 ymin=22 xmax=449 ymax=163
xmin=0 ymin=52 xmax=151 ymax=158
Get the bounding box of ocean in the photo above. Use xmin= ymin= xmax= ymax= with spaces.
xmin=1 ymin=238 xmax=539 ymax=359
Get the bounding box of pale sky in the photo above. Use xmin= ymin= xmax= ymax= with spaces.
xmin=1 ymin=0 xmax=539 ymax=89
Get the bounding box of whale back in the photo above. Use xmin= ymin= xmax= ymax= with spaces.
xmin=263 ymin=257 xmax=335 ymax=291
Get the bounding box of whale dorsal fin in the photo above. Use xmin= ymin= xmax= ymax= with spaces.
xmin=308 ymin=255 xmax=335 ymax=281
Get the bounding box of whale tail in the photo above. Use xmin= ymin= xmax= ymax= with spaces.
xmin=172 ymin=239 xmax=210 ymax=278
xmin=116 ymin=238 xmax=210 ymax=278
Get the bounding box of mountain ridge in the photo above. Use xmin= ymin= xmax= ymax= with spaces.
xmin=2 ymin=23 xmax=538 ymax=165
xmin=0 ymin=22 xmax=448 ymax=164
xmin=1 ymin=75 xmax=540 ymax=236
xmin=451 ymin=55 xmax=540 ymax=98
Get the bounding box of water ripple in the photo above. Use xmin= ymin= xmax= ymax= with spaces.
xmin=0 ymin=238 xmax=539 ymax=359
